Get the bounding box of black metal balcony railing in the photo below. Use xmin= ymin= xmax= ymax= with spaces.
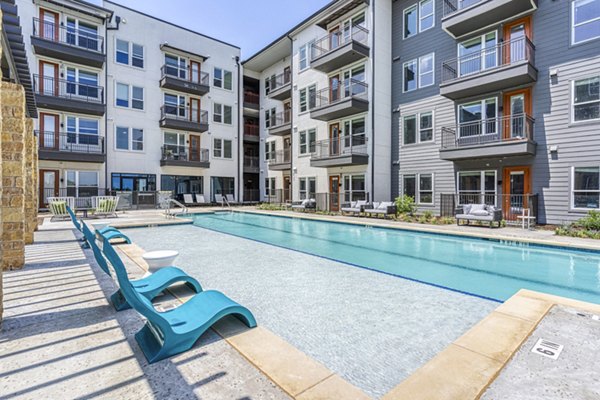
xmin=312 ymin=25 xmax=369 ymax=59
xmin=269 ymin=109 xmax=291 ymax=128
xmin=266 ymin=70 xmax=291 ymax=93
xmin=33 ymin=74 xmax=104 ymax=103
xmin=33 ymin=18 xmax=104 ymax=53
xmin=160 ymin=105 xmax=208 ymax=124
xmin=161 ymin=145 xmax=209 ymax=163
xmin=160 ymin=64 xmax=209 ymax=85
xmin=37 ymin=131 xmax=105 ymax=154
xmin=244 ymin=155 xmax=259 ymax=168
xmin=440 ymin=193 xmax=539 ymax=225
xmin=441 ymin=114 xmax=534 ymax=149
xmin=243 ymin=189 xmax=260 ymax=202
xmin=267 ymin=149 xmax=291 ymax=165
xmin=312 ymin=79 xmax=368 ymax=109
xmin=442 ymin=0 xmax=484 ymax=17
xmin=312 ymin=134 xmax=368 ymax=160
xmin=442 ymin=37 xmax=535 ymax=83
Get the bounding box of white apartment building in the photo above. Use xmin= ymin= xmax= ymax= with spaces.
xmin=19 ymin=0 xmax=241 ymax=208
xmin=242 ymin=0 xmax=392 ymax=209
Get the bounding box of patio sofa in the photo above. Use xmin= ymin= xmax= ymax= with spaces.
xmin=364 ymin=202 xmax=397 ymax=219
xmin=341 ymin=200 xmax=368 ymax=216
xmin=455 ymin=204 xmax=503 ymax=228
xmin=291 ymin=198 xmax=316 ymax=212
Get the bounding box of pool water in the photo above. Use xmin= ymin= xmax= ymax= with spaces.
xmin=189 ymin=212 xmax=600 ymax=304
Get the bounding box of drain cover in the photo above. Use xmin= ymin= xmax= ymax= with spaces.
xmin=531 ymin=338 xmax=563 ymax=360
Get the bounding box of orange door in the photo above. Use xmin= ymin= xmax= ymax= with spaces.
xmin=40 ymin=113 xmax=60 ymax=149
xmin=503 ymin=88 xmax=532 ymax=139
xmin=39 ymin=60 xmax=59 ymax=96
xmin=329 ymin=175 xmax=340 ymax=212
xmin=503 ymin=16 xmax=531 ymax=64
xmin=502 ymin=166 xmax=531 ymax=221
xmin=39 ymin=8 xmax=59 ymax=41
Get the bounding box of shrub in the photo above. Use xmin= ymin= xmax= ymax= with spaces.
xmin=394 ymin=195 xmax=416 ymax=215
xmin=257 ymin=203 xmax=286 ymax=211
xmin=576 ymin=210 xmax=600 ymax=231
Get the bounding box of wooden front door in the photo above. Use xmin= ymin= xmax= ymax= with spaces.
xmin=190 ymin=60 xmax=201 ymax=83
xmin=502 ymin=166 xmax=531 ymax=221
xmin=503 ymin=16 xmax=531 ymax=64
xmin=40 ymin=113 xmax=60 ymax=149
xmin=503 ymin=88 xmax=532 ymax=139
xmin=189 ymin=134 xmax=201 ymax=161
xmin=190 ymin=98 xmax=200 ymax=123
xmin=39 ymin=60 xmax=59 ymax=96
xmin=39 ymin=8 xmax=59 ymax=41
xmin=329 ymin=175 xmax=340 ymax=212
xmin=39 ymin=169 xmax=59 ymax=207
xmin=329 ymin=123 xmax=340 ymax=156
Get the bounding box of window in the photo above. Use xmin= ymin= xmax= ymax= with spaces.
xmin=420 ymin=112 xmax=433 ymax=142
xmin=458 ymin=32 xmax=497 ymax=76
xmin=66 ymin=171 xmax=98 ymax=197
xmin=403 ymin=115 xmax=417 ymax=145
xmin=265 ymin=141 xmax=276 ymax=161
xmin=265 ymin=108 xmax=276 ymax=128
xmin=403 ymin=175 xmax=416 ymax=198
xmin=66 ymin=18 xmax=99 ymax=51
xmin=402 ymin=173 xmax=433 ymax=204
xmin=458 ymin=98 xmax=497 ymax=138
xmin=213 ymin=138 xmax=232 ymax=159
xmin=343 ymin=175 xmax=366 ymax=202
xmin=573 ymin=166 xmax=600 ymax=209
xmin=404 ymin=5 xmax=417 ymax=38
xmin=299 ymin=41 xmax=315 ymax=70
xmin=116 ymin=39 xmax=144 ymax=67
xmin=164 ymin=93 xmax=185 ymax=116
xmin=572 ymin=0 xmax=600 ymax=44
xmin=403 ymin=60 xmax=417 ymax=92
xmin=111 ymin=173 xmax=156 ymax=191
xmin=165 ymin=54 xmax=186 ymax=79
xmin=299 ymin=177 xmax=316 ymax=200
xmin=573 ymin=76 xmax=600 ymax=122
xmin=163 ymin=132 xmax=186 ymax=153
xmin=116 ymin=83 xmax=143 ymax=110
xmin=161 ymin=175 xmax=203 ymax=196
xmin=418 ymin=53 xmax=434 ymax=87
xmin=457 ymin=171 xmax=497 ymax=205
xmin=419 ymin=0 xmax=435 ymax=32
xmin=342 ymin=117 xmax=366 ymax=148
xmin=299 ymin=129 xmax=316 ymax=154
xmin=214 ymin=68 xmax=233 ymax=90
xmin=213 ymin=103 xmax=233 ymax=124
xmin=299 ymin=85 xmax=316 ymax=112
xmin=115 ymin=126 xmax=143 ymax=151
xmin=66 ymin=68 xmax=98 ymax=98
xmin=265 ymin=177 xmax=276 ymax=197
xmin=66 ymin=116 xmax=99 ymax=145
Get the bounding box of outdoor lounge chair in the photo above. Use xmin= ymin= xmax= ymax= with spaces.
xmin=364 ymin=202 xmax=397 ymax=219
xmin=47 ymin=197 xmax=75 ymax=221
xmin=91 ymin=196 xmax=119 ymax=218
xmin=183 ymin=194 xmax=196 ymax=206
xmin=291 ymin=198 xmax=316 ymax=212
xmin=102 ymin=239 xmax=257 ymax=363
xmin=226 ymin=194 xmax=238 ymax=205
xmin=85 ymin=224 xmax=202 ymax=311
xmin=195 ymin=194 xmax=207 ymax=205
xmin=341 ymin=200 xmax=368 ymax=216
xmin=215 ymin=194 xmax=226 ymax=205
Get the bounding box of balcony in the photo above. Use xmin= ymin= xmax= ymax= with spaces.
xmin=266 ymin=70 xmax=291 ymax=101
xmin=244 ymin=123 xmax=260 ymax=142
xmin=440 ymin=114 xmax=536 ymax=160
xmin=243 ymin=155 xmax=260 ymax=173
xmin=159 ymin=64 xmax=210 ymax=96
xmin=310 ymin=134 xmax=368 ymax=168
xmin=31 ymin=18 xmax=105 ymax=68
xmin=268 ymin=110 xmax=292 ymax=136
xmin=33 ymin=75 xmax=105 ymax=116
xmin=159 ymin=105 xmax=208 ymax=133
xmin=243 ymin=91 xmax=260 ymax=110
xmin=310 ymin=25 xmax=369 ymax=73
xmin=442 ymin=0 xmax=538 ymax=38
xmin=37 ymin=131 xmax=105 ymax=163
xmin=440 ymin=37 xmax=537 ymax=100
xmin=267 ymin=149 xmax=291 ymax=171
xmin=310 ymin=79 xmax=369 ymax=121
xmin=160 ymin=145 xmax=210 ymax=168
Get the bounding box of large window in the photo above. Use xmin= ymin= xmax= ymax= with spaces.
xmin=299 ymin=177 xmax=316 ymax=200
xmin=457 ymin=171 xmax=497 ymax=205
xmin=115 ymin=126 xmax=143 ymax=151
xmin=573 ymin=167 xmax=600 ymax=209
xmin=66 ymin=67 xmax=98 ymax=99
xmin=419 ymin=0 xmax=435 ymax=32
xmin=211 ymin=176 xmax=235 ymax=200
xmin=161 ymin=175 xmax=203 ymax=197
xmin=404 ymin=0 xmax=434 ymax=39
xmin=418 ymin=53 xmax=434 ymax=87
xmin=66 ymin=18 xmax=98 ymax=51
xmin=163 ymin=132 xmax=186 ymax=154
xmin=66 ymin=116 xmax=99 ymax=145
xmin=299 ymin=129 xmax=316 ymax=155
xmin=111 ymin=173 xmax=156 ymax=191
xmin=116 ymin=39 xmax=144 ymax=68
xmin=213 ymin=103 xmax=233 ymax=124
xmin=265 ymin=177 xmax=276 ymax=197
xmin=214 ymin=68 xmax=233 ymax=90
xmin=458 ymin=98 xmax=497 ymax=138
xmin=343 ymin=117 xmax=366 ymax=148
xmin=66 ymin=170 xmax=98 ymax=197
xmin=299 ymin=41 xmax=315 ymax=70
xmin=213 ymin=138 xmax=232 ymax=159
xmin=343 ymin=174 xmax=366 ymax=202
xmin=403 ymin=60 xmax=417 ymax=92
xmin=573 ymin=76 xmax=600 ymax=122
xmin=403 ymin=52 xmax=434 ymax=92
xmin=116 ymin=83 xmax=143 ymax=110
xmin=572 ymin=0 xmax=600 ymax=44
xmin=404 ymin=5 xmax=418 ymax=39
xmin=402 ymin=173 xmax=433 ymax=204
xmin=299 ymin=85 xmax=316 ymax=112
xmin=265 ymin=108 xmax=276 ymax=128
xmin=165 ymin=54 xmax=186 ymax=78
xmin=265 ymin=141 xmax=276 ymax=161
xmin=458 ymin=32 xmax=497 ymax=76
xmin=402 ymin=111 xmax=433 ymax=145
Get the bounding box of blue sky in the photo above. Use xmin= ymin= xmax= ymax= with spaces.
xmin=102 ymin=0 xmax=332 ymax=58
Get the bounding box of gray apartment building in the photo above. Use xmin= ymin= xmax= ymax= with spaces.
xmin=392 ymin=0 xmax=600 ymax=225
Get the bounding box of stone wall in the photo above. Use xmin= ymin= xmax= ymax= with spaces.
xmin=0 ymin=18 xmax=3 ymax=325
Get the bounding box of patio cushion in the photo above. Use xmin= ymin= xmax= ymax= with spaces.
xmin=98 ymin=199 xmax=117 ymax=213
xmin=471 ymin=209 xmax=490 ymax=217
xmin=50 ymin=201 xmax=67 ymax=215
xmin=463 ymin=204 xmax=472 ymax=214
xmin=469 ymin=204 xmax=486 ymax=213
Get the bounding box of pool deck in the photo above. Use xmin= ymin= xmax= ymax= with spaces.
xmin=2 ymin=209 xmax=600 ymax=399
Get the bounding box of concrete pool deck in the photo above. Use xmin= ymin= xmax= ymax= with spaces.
xmin=3 ymin=211 xmax=600 ymax=399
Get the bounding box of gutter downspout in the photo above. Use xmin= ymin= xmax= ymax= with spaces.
xmin=236 ymin=55 xmax=241 ymax=201
xmin=286 ymin=34 xmax=294 ymax=202
xmin=370 ymin=1 xmax=376 ymax=202
xmin=105 ymin=15 xmax=121 ymax=191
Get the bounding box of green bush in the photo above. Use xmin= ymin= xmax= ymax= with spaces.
xmin=555 ymin=212 xmax=600 ymax=240
xmin=394 ymin=195 xmax=416 ymax=215
xmin=257 ymin=203 xmax=286 ymax=211
xmin=575 ymin=210 xmax=600 ymax=231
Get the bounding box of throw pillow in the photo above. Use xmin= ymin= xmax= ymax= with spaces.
xmin=472 ymin=210 xmax=490 ymax=216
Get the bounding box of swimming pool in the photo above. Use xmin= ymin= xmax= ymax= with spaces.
xmin=189 ymin=212 xmax=600 ymax=304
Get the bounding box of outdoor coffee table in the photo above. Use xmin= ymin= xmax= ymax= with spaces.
xmin=76 ymin=207 xmax=94 ymax=218
xmin=141 ymin=250 xmax=179 ymax=277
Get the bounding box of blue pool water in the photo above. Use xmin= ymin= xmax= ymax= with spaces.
xmin=189 ymin=212 xmax=600 ymax=304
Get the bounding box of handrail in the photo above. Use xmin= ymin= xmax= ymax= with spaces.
xmin=33 ymin=74 xmax=104 ymax=103
xmin=312 ymin=78 xmax=368 ymax=110
xmin=267 ymin=148 xmax=291 ymax=165
xmin=32 ymin=17 xmax=104 ymax=53
xmin=161 ymin=145 xmax=209 ymax=163
xmin=312 ymin=24 xmax=369 ymax=59
xmin=312 ymin=134 xmax=368 ymax=160
xmin=160 ymin=105 xmax=208 ymax=124
xmin=160 ymin=64 xmax=209 ymax=86
xmin=36 ymin=131 xmax=105 ymax=154
xmin=266 ymin=69 xmax=291 ymax=93
xmin=164 ymin=198 xmax=188 ymax=218
xmin=269 ymin=109 xmax=291 ymax=128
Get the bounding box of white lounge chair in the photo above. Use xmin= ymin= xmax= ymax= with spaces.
xmin=214 ymin=194 xmax=226 ymax=205
xmin=364 ymin=202 xmax=397 ymax=219
xmin=183 ymin=194 xmax=196 ymax=206
xmin=291 ymin=198 xmax=316 ymax=212
xmin=225 ymin=194 xmax=238 ymax=205
xmin=47 ymin=197 xmax=75 ymax=221
xmin=341 ymin=200 xmax=368 ymax=216
xmin=195 ymin=194 xmax=207 ymax=205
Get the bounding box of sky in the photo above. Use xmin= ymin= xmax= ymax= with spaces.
xmin=97 ymin=0 xmax=332 ymax=58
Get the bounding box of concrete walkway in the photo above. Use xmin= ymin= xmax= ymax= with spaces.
xmin=0 ymin=224 xmax=288 ymax=399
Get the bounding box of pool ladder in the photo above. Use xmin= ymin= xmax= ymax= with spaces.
xmin=164 ymin=198 xmax=188 ymax=218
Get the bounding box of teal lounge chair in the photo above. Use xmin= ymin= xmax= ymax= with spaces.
xmin=82 ymin=223 xmax=202 ymax=311
xmin=101 ymin=229 xmax=132 ymax=244
xmin=102 ymin=240 xmax=257 ymax=363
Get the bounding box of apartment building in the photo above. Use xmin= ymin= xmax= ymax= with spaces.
xmin=392 ymin=0 xmax=600 ymax=225
xmin=19 ymin=0 xmax=241 ymax=208
xmin=243 ymin=0 xmax=392 ymax=210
